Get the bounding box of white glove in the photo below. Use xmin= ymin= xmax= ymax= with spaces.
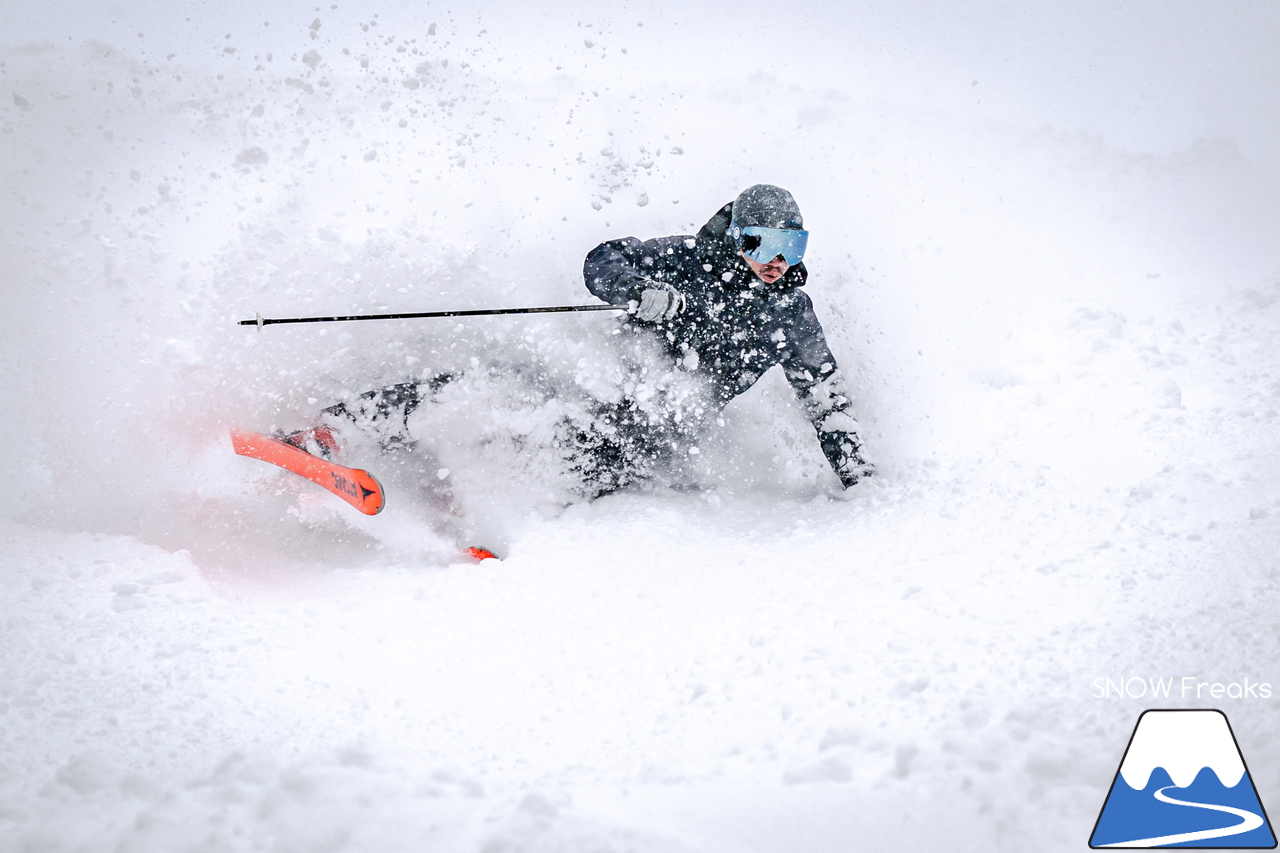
xmin=633 ymin=281 xmax=685 ymax=322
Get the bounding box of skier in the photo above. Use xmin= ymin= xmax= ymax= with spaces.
xmin=572 ymin=183 xmax=874 ymax=495
xmin=278 ymin=184 xmax=872 ymax=500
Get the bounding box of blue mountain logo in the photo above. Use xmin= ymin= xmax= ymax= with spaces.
xmin=1091 ymin=709 xmax=1276 ymax=848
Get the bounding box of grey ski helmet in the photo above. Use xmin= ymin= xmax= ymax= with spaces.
xmin=730 ymin=184 xmax=803 ymax=230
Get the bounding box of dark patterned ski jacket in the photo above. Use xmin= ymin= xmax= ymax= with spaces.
xmin=583 ymin=202 xmax=869 ymax=485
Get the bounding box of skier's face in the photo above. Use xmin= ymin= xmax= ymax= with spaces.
xmin=742 ymin=252 xmax=789 ymax=284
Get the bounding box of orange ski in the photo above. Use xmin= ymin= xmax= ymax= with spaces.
xmin=230 ymin=428 xmax=385 ymax=515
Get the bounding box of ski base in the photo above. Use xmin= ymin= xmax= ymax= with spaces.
xmin=231 ymin=428 xmax=385 ymax=515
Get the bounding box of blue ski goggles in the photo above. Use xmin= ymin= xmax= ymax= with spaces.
xmin=731 ymin=221 xmax=809 ymax=266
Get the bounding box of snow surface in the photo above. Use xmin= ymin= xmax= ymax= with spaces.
xmin=3 ymin=2 xmax=1280 ymax=851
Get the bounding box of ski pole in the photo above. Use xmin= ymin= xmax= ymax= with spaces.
xmin=238 ymin=303 xmax=629 ymax=330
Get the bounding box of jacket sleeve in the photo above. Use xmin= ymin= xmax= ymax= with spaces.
xmin=779 ymin=293 xmax=873 ymax=486
xmin=583 ymin=235 xmax=692 ymax=305
xmin=583 ymin=237 xmax=652 ymax=305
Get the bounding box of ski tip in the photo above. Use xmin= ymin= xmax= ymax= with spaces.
xmin=230 ymin=427 xmax=385 ymax=516
xmin=463 ymin=546 xmax=499 ymax=562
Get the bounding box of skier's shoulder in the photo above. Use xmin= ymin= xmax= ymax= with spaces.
xmin=645 ymin=232 xmax=700 ymax=259
xmin=588 ymin=232 xmax=697 ymax=264
xmin=612 ymin=201 xmax=736 ymax=273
